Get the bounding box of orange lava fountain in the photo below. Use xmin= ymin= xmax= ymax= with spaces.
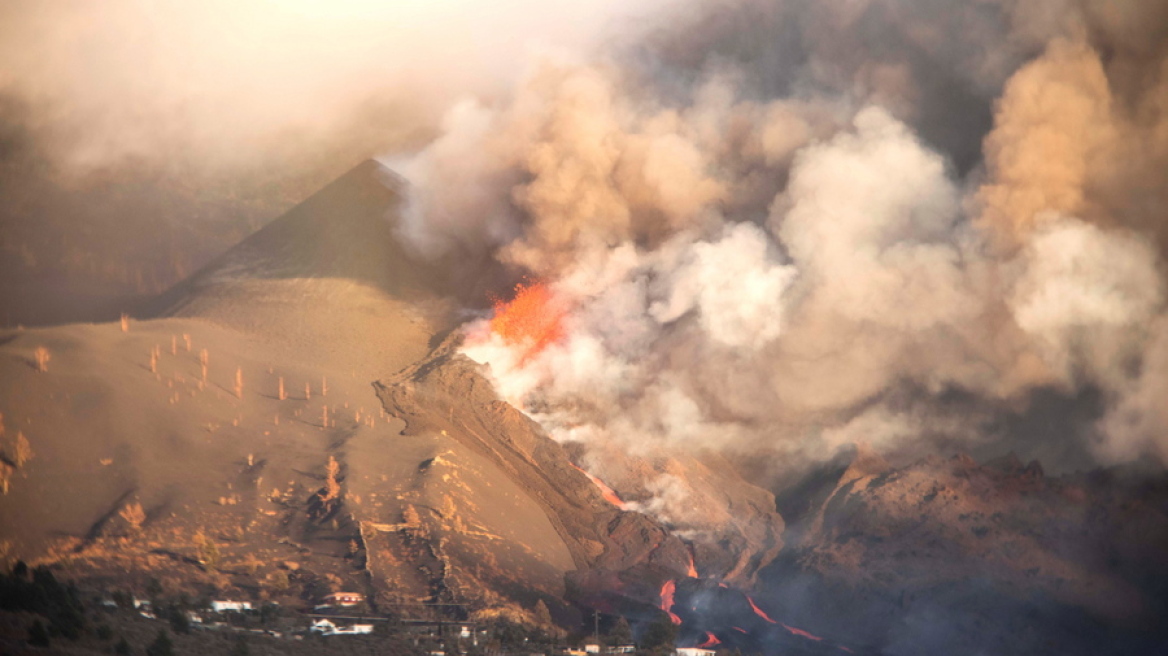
xmin=489 ymin=281 xmax=567 ymax=363
xmin=746 ymin=595 xmax=777 ymax=624
xmin=782 ymin=623 xmax=824 ymax=641
xmin=659 ymin=580 xmax=682 ymax=625
xmin=570 ymin=464 xmax=627 ymax=509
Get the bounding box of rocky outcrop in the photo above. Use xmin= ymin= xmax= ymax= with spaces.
xmin=751 ymin=451 xmax=1168 ymax=655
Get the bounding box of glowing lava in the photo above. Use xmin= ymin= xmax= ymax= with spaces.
xmin=489 ymin=281 xmax=567 ymax=363
xmin=570 ymin=464 xmax=627 ymax=509
xmin=659 ymin=580 xmax=682 ymax=625
xmin=685 ymin=546 xmax=698 ymax=578
xmin=732 ymin=626 xmax=747 ymax=634
xmin=782 ymin=623 xmax=824 ymax=641
xmin=697 ymin=632 xmax=721 ymax=648
xmin=746 ymin=595 xmax=777 ymax=624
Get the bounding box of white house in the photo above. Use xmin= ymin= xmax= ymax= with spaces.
xmin=211 ymin=600 xmax=254 ymax=613
xmin=333 ymin=624 xmax=374 ymax=635
xmin=311 ymin=619 xmax=374 ymax=636
xmin=674 ymin=649 xmax=717 ymax=656
xmin=321 ymin=592 xmax=364 ymax=607
xmin=607 ymin=646 xmax=636 ymax=654
xmin=312 ymin=619 xmax=338 ymax=633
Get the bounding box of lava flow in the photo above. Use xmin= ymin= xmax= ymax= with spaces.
xmin=697 ymin=632 xmax=721 ymax=648
xmin=685 ymin=545 xmax=699 ymax=578
xmin=746 ymin=595 xmax=777 ymax=624
xmin=570 ymin=464 xmax=627 ymax=509
xmin=489 ymin=281 xmax=567 ymax=363
xmin=659 ymin=580 xmax=682 ymax=625
xmin=783 ymin=623 xmax=824 ymax=641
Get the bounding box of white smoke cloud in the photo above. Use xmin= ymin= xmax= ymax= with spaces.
xmin=398 ymin=0 xmax=1168 ymax=533
xmin=1009 ymin=217 xmax=1164 ymax=389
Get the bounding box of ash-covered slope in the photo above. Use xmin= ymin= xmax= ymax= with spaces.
xmin=148 ymin=160 xmax=435 ymax=313
xmin=0 ymin=159 xmax=783 ymax=631
xmin=366 ymin=334 xmax=783 ymax=623
xmin=0 ymin=160 xmax=450 ymax=607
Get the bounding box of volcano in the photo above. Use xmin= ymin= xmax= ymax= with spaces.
xmin=2 ymin=161 xmax=1168 ymax=656
xmin=0 ymin=161 xmax=780 ymax=629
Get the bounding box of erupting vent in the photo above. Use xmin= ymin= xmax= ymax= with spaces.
xmin=489 ymin=281 xmax=566 ymax=362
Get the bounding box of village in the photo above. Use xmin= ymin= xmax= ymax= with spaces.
xmin=97 ymin=587 xmax=716 ymax=656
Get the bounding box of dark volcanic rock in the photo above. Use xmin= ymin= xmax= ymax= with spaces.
xmin=753 ymin=450 xmax=1168 ymax=655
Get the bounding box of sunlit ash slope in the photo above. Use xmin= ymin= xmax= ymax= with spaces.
xmin=0 ymin=160 xmax=452 ymax=604
xmin=0 ymin=160 xmax=781 ymax=628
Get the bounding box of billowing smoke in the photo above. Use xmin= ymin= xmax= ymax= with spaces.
xmin=396 ymin=0 xmax=1168 ymax=510
xmin=0 ymin=0 xmax=678 ymax=323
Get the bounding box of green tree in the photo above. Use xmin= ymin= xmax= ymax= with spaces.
xmin=533 ymin=599 xmax=553 ymax=626
xmin=165 ymin=605 xmax=191 ymax=634
xmin=639 ymin=614 xmax=676 ymax=654
xmin=229 ymin=635 xmax=249 ymax=656
xmin=145 ymin=629 xmax=174 ymax=656
xmin=195 ymin=530 xmax=220 ymax=571
xmin=115 ymin=636 xmax=132 ymax=655
xmin=28 ymin=619 xmax=50 ymax=647
xmin=607 ymin=616 xmax=633 ymax=646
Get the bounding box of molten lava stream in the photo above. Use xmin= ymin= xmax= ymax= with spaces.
xmin=746 ymin=595 xmax=777 ymax=624
xmin=570 ymin=464 xmax=626 ymax=509
xmin=782 ymin=623 xmax=824 ymax=642
xmin=697 ymin=632 xmax=721 ymax=648
xmin=685 ymin=544 xmax=699 ymax=578
xmin=659 ymin=580 xmax=682 ymax=625
xmin=488 ymin=281 xmax=567 ymax=363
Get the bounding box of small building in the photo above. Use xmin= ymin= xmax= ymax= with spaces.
xmin=674 ymin=649 xmax=717 ymax=656
xmin=211 ymin=600 xmax=254 ymax=613
xmin=607 ymin=646 xmax=636 ymax=654
xmin=310 ymin=619 xmax=373 ymax=636
xmin=311 ymin=619 xmax=338 ymax=634
xmin=584 ymin=644 xmax=601 ymax=654
xmin=321 ymin=592 xmax=364 ymax=607
xmin=334 ymin=624 xmax=374 ymax=635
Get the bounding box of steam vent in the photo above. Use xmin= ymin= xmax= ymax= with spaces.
xmin=3 ymin=2 xmax=1168 ymax=655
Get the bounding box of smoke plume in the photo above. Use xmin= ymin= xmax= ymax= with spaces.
xmin=396 ymin=0 xmax=1168 ymax=502
xmin=0 ymin=0 xmax=677 ymax=323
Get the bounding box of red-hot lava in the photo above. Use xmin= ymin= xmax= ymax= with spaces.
xmin=782 ymin=623 xmax=824 ymax=641
xmin=659 ymin=580 xmax=682 ymax=625
xmin=489 ymin=281 xmax=567 ymax=363
xmin=685 ymin=545 xmax=698 ymax=578
xmin=570 ymin=464 xmax=627 ymax=509
xmin=746 ymin=595 xmax=777 ymax=624
xmin=732 ymin=626 xmax=747 ymax=634
xmin=697 ymin=632 xmax=721 ymax=648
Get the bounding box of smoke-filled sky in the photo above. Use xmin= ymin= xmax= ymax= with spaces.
xmin=4 ymin=0 xmax=1168 ymax=490
xmin=396 ymin=0 xmax=1168 ymax=486
xmin=0 ymin=0 xmax=678 ymax=323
